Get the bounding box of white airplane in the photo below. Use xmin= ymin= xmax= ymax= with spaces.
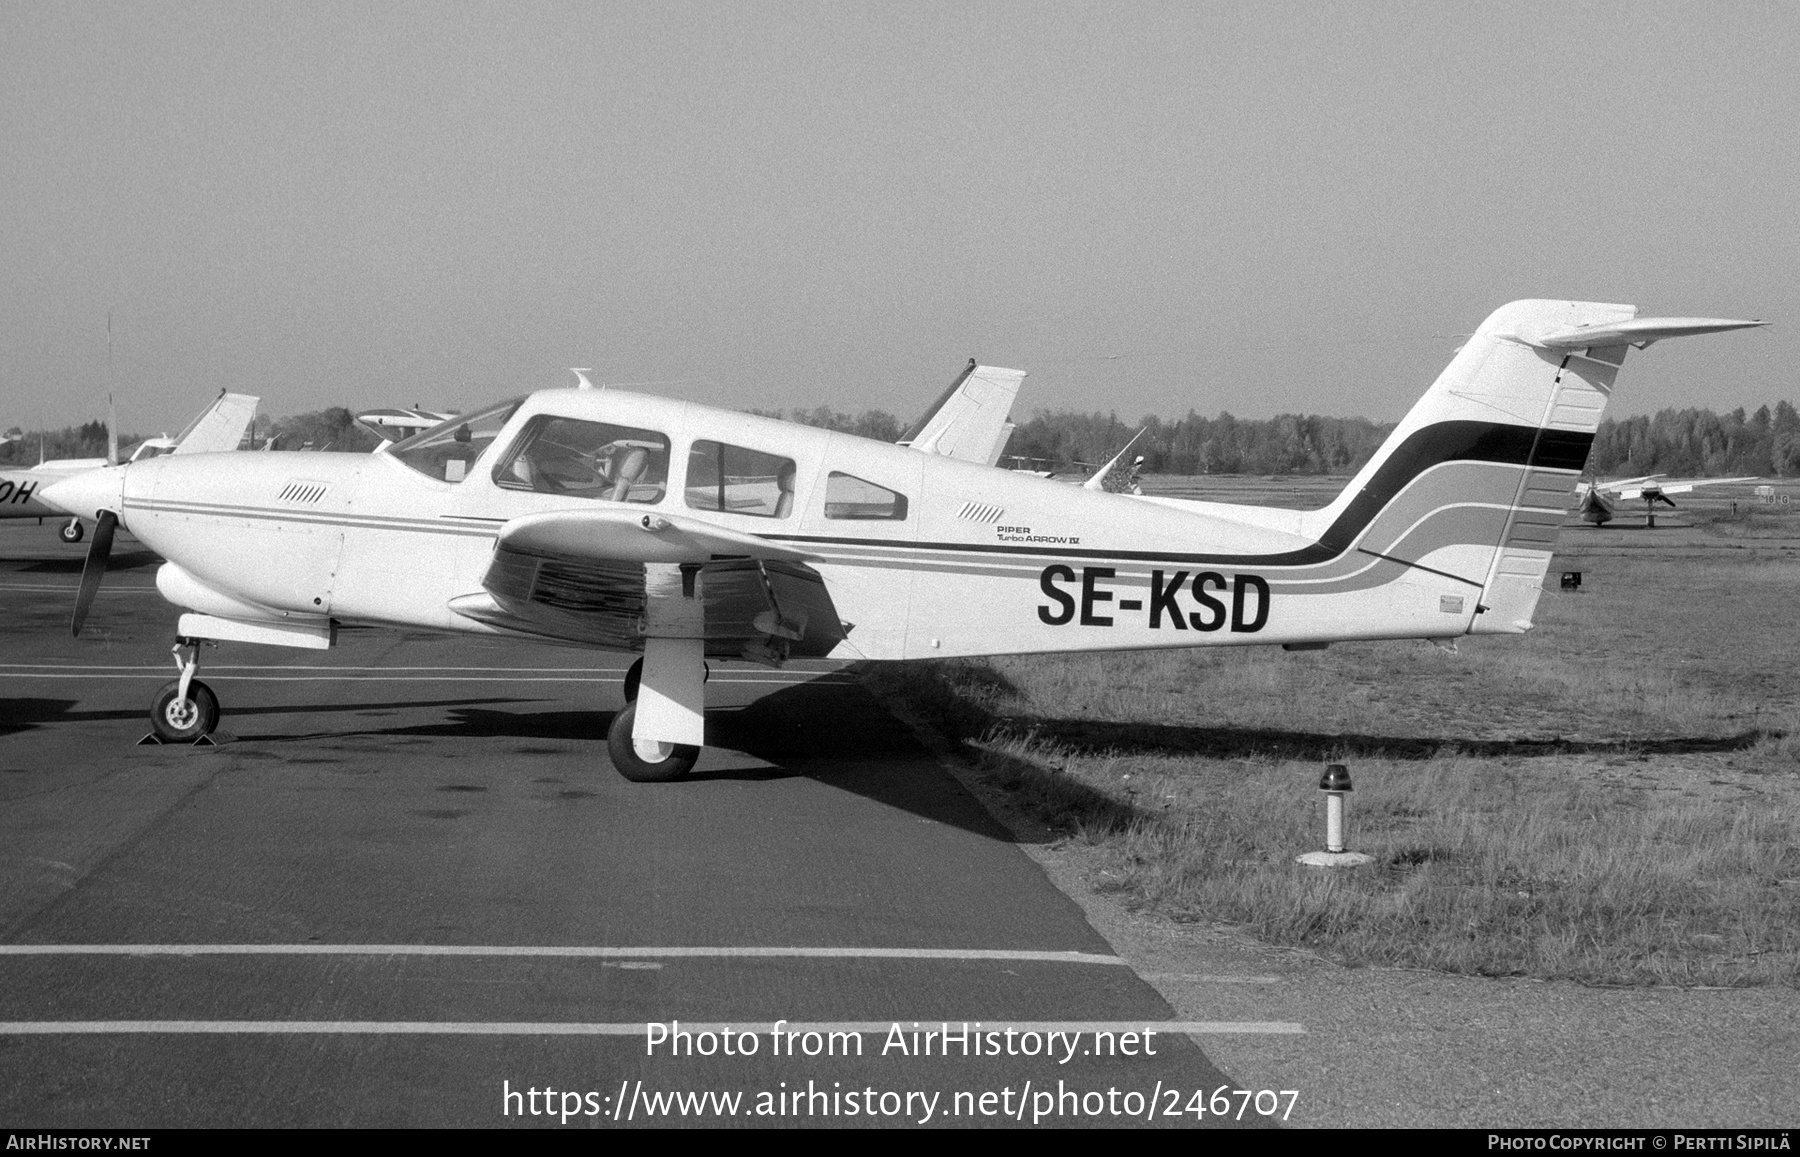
xmin=0 ymin=392 xmax=258 ymax=543
xmin=43 ymin=301 xmax=1761 ymax=779
xmin=1573 ymin=473 xmax=1759 ymax=527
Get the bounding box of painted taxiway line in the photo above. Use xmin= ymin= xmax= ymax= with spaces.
xmin=0 ymin=585 xmax=159 ymax=594
xmin=0 ymin=664 xmax=851 ymax=674
xmin=0 ymin=944 xmax=1125 ymax=965
xmin=0 ymin=664 xmax=855 ymax=686
xmin=0 ymin=1020 xmax=1305 ymax=1036
xmin=0 ymin=674 xmax=852 ymax=685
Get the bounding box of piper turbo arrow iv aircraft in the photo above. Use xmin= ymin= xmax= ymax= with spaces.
xmin=42 ymin=301 xmax=1762 ymax=780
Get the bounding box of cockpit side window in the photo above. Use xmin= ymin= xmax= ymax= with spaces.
xmin=391 ymin=398 xmax=523 ymax=482
xmin=493 ymin=416 xmax=670 ymax=503
xmin=685 ymin=441 xmax=796 ymax=518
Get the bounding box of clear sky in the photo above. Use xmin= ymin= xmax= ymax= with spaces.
xmin=4 ymin=1 xmax=1795 ymax=436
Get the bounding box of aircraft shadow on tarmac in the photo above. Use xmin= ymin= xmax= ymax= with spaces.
xmin=0 ymin=684 xmax=1018 ymax=839
xmin=0 ymin=696 xmax=526 ymax=739
xmin=20 ymin=549 xmax=161 ymax=575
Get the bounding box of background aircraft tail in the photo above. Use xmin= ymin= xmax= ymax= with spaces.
xmin=171 ymin=391 xmax=260 ymax=454
xmin=898 ymin=360 xmax=1023 ymax=466
xmin=1299 ymin=300 xmax=1762 ymax=634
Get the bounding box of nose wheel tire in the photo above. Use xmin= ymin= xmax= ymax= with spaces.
xmin=59 ymin=520 xmax=84 ymax=544
xmin=606 ymin=701 xmax=698 ymax=782
xmin=150 ymin=679 xmax=220 ymax=742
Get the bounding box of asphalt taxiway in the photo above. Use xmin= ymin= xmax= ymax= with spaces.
xmin=0 ymin=526 xmax=1280 ymax=1128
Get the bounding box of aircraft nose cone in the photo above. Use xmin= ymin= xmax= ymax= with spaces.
xmin=41 ymin=466 xmax=125 ymax=520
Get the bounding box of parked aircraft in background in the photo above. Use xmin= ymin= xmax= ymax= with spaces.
xmin=355 ymin=361 xmax=1020 ymax=465
xmin=44 ymin=302 xmax=1761 ymax=781
xmin=1 ymin=392 xmax=258 ymax=542
xmin=357 ymin=407 xmax=458 ymax=444
xmin=896 ymin=360 xmax=1022 ymax=466
xmin=1082 ymin=430 xmax=1149 ymax=493
xmin=1574 ymin=473 xmax=1760 ymax=527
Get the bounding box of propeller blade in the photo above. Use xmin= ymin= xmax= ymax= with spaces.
xmin=71 ymin=510 xmax=117 ymax=637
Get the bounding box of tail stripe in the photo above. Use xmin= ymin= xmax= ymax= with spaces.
xmin=1315 ymin=420 xmax=1592 ymax=556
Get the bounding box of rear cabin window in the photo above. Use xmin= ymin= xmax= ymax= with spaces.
xmin=824 ymin=472 xmax=908 ymax=520
xmin=492 ymin=416 xmax=670 ymax=503
xmin=685 ymin=441 xmax=796 ymax=518
xmin=391 ymin=399 xmax=522 ymax=482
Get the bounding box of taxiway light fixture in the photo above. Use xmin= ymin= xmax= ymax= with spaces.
xmin=1321 ymin=764 xmax=1350 ymax=851
xmin=1297 ymin=763 xmax=1372 ymax=868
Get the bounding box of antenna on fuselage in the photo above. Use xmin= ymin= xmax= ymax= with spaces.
xmin=571 ymin=368 xmax=601 ymax=390
xmin=105 ymin=313 xmax=119 ymax=466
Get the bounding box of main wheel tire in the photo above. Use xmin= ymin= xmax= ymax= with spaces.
xmin=151 ymin=679 xmax=220 ymax=742
xmin=60 ymin=521 xmax=84 ymax=544
xmin=606 ymin=701 xmax=698 ymax=782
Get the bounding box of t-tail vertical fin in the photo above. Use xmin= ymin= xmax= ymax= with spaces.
xmin=1299 ymin=301 xmax=1763 ymax=635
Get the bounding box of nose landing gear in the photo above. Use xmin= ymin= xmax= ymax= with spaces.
xmin=142 ymin=637 xmax=221 ymax=744
xmin=58 ymin=519 xmax=84 ymax=544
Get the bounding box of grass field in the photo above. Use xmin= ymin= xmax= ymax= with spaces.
xmin=869 ymin=477 xmax=1800 ymax=987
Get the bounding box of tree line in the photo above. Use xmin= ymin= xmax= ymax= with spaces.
xmin=8 ymin=400 xmax=1798 ymax=477
xmin=769 ymin=401 xmax=1800 ymax=478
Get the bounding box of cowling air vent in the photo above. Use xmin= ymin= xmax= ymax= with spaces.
xmin=277 ymin=480 xmax=330 ymax=505
xmin=957 ymin=501 xmax=1003 ymax=523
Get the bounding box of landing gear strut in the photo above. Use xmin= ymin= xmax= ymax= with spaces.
xmin=149 ymin=637 xmax=219 ymax=742
xmin=607 ymin=564 xmax=709 ymax=782
xmin=59 ymin=519 xmax=84 ymax=544
xmin=620 ymin=656 xmax=706 ymax=703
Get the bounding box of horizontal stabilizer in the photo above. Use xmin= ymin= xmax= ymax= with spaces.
xmin=499 ymin=508 xmax=815 ymax=565
xmin=1529 ymin=317 xmax=1765 ymax=350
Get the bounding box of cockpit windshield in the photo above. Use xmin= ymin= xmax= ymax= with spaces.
xmin=389 ymin=398 xmax=523 ymax=482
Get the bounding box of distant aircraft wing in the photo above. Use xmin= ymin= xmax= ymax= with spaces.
xmin=448 ymin=508 xmax=847 ymax=659
xmin=897 ymin=361 xmax=1025 ymax=466
xmin=171 ymin=392 xmax=260 ymax=455
xmin=1591 ymin=474 xmax=1663 ymax=496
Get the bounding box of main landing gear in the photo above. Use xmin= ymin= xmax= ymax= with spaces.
xmin=606 ymin=700 xmax=699 ymax=782
xmin=145 ymin=637 xmax=220 ymax=743
xmin=59 ymin=519 xmax=84 ymax=544
xmin=606 ymin=655 xmax=708 ymax=782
